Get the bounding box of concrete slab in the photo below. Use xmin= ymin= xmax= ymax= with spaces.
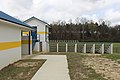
xmin=31 ymin=55 xmax=71 ymax=80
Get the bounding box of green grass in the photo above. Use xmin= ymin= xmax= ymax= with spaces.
xmin=113 ymin=43 xmax=120 ymax=54
xmin=0 ymin=59 xmax=46 ymax=80
xmin=102 ymin=54 xmax=120 ymax=63
xmin=113 ymin=43 xmax=120 ymax=46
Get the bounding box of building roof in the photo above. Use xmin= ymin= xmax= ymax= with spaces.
xmin=24 ymin=16 xmax=51 ymax=28
xmin=0 ymin=11 xmax=33 ymax=29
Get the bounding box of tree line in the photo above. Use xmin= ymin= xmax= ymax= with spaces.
xmin=49 ymin=17 xmax=120 ymax=42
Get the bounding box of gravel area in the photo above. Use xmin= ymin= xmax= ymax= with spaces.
xmin=82 ymin=56 xmax=120 ymax=80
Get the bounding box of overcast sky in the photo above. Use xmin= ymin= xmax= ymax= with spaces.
xmin=0 ymin=0 xmax=120 ymax=25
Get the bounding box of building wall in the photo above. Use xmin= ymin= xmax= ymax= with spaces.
xmin=25 ymin=19 xmax=49 ymax=52
xmin=21 ymin=36 xmax=32 ymax=55
xmin=0 ymin=21 xmax=21 ymax=70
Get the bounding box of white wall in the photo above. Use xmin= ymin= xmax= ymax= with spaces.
xmin=42 ymin=41 xmax=49 ymax=52
xmin=25 ymin=19 xmax=45 ymax=32
xmin=0 ymin=47 xmax=21 ymax=70
xmin=0 ymin=22 xmax=21 ymax=42
xmin=33 ymin=42 xmax=40 ymax=52
xmin=25 ymin=18 xmax=49 ymax=52
xmin=0 ymin=20 xmax=21 ymax=70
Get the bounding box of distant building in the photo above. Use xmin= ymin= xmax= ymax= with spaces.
xmin=24 ymin=17 xmax=50 ymax=52
xmin=0 ymin=11 xmax=33 ymax=69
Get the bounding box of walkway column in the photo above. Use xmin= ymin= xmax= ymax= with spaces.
xmin=92 ymin=44 xmax=95 ymax=54
xmin=75 ymin=44 xmax=77 ymax=53
xmin=101 ymin=44 xmax=104 ymax=54
xmin=110 ymin=44 xmax=113 ymax=54
xmin=57 ymin=43 xmax=59 ymax=52
xmin=66 ymin=43 xmax=68 ymax=52
xmin=83 ymin=44 xmax=86 ymax=53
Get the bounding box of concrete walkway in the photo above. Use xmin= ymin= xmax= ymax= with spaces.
xmin=31 ymin=55 xmax=71 ymax=80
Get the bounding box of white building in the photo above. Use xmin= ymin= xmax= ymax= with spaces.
xmin=0 ymin=11 xmax=33 ymax=69
xmin=24 ymin=17 xmax=50 ymax=52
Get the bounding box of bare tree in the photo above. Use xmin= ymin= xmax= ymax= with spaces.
xmin=60 ymin=20 xmax=66 ymax=26
xmin=98 ymin=19 xmax=103 ymax=25
xmin=80 ymin=17 xmax=87 ymax=24
xmin=68 ymin=19 xmax=72 ymax=24
xmin=80 ymin=17 xmax=88 ymax=41
xmin=105 ymin=20 xmax=111 ymax=27
xmin=75 ymin=17 xmax=80 ymax=25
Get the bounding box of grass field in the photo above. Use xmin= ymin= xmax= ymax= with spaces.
xmin=102 ymin=54 xmax=120 ymax=63
xmin=113 ymin=43 xmax=120 ymax=53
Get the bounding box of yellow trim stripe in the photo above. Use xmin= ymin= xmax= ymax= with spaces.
xmin=22 ymin=32 xmax=29 ymax=34
xmin=0 ymin=41 xmax=21 ymax=51
xmin=37 ymin=32 xmax=48 ymax=34
xmin=22 ymin=40 xmax=32 ymax=44
xmin=22 ymin=32 xmax=48 ymax=34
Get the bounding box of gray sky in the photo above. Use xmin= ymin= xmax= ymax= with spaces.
xmin=1 ymin=0 xmax=120 ymax=25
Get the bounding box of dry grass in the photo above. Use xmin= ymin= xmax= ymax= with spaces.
xmin=0 ymin=59 xmax=46 ymax=80
xmin=67 ymin=53 xmax=106 ymax=80
xmin=82 ymin=55 xmax=120 ymax=80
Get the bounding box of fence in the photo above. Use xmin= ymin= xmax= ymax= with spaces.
xmin=49 ymin=41 xmax=113 ymax=54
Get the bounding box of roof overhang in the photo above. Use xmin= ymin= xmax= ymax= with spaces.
xmin=45 ymin=24 xmax=51 ymax=28
xmin=0 ymin=19 xmax=34 ymax=31
xmin=24 ymin=16 xmax=51 ymax=28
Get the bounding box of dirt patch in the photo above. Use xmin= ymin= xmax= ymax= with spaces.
xmin=66 ymin=53 xmax=106 ymax=80
xmin=0 ymin=59 xmax=46 ymax=80
xmin=14 ymin=62 xmax=38 ymax=67
xmin=82 ymin=56 xmax=120 ymax=80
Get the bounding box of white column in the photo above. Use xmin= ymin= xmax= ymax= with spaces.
xmin=57 ymin=43 xmax=59 ymax=52
xmin=30 ymin=36 xmax=32 ymax=55
xmin=110 ymin=43 xmax=113 ymax=54
xmin=83 ymin=44 xmax=86 ymax=53
xmin=101 ymin=44 xmax=104 ymax=54
xmin=66 ymin=43 xmax=68 ymax=52
xmin=33 ymin=42 xmax=40 ymax=52
xmin=93 ymin=44 xmax=95 ymax=54
xmin=48 ymin=43 xmax=50 ymax=52
xmin=75 ymin=44 xmax=77 ymax=53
